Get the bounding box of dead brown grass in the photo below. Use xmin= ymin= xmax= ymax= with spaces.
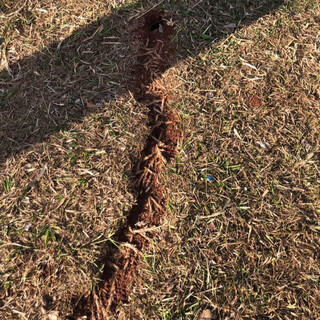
xmin=0 ymin=95 xmax=150 ymax=319
xmin=0 ymin=1 xmax=149 ymax=319
xmin=120 ymin=1 xmax=320 ymax=319
xmin=1 ymin=0 xmax=320 ymax=319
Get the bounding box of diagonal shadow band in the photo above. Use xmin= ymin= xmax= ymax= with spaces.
xmin=0 ymin=0 xmax=285 ymax=166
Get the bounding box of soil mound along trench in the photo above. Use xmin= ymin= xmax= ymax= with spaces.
xmin=71 ymin=10 xmax=181 ymax=319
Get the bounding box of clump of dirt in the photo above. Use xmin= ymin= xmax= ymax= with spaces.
xmin=72 ymin=9 xmax=181 ymax=319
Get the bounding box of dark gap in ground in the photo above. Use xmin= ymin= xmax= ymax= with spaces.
xmin=149 ymin=21 xmax=161 ymax=31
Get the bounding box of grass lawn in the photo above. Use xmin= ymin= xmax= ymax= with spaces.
xmin=1 ymin=0 xmax=320 ymax=319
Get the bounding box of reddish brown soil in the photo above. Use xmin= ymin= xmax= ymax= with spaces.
xmin=249 ymin=95 xmax=262 ymax=108
xmin=71 ymin=10 xmax=181 ymax=319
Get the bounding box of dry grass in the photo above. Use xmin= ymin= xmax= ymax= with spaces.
xmin=123 ymin=1 xmax=320 ymax=319
xmin=0 ymin=96 xmax=148 ymax=319
xmin=1 ymin=0 xmax=320 ymax=319
xmin=0 ymin=1 xmax=149 ymax=319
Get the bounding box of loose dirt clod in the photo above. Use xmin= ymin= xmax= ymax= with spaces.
xmin=72 ymin=10 xmax=180 ymax=319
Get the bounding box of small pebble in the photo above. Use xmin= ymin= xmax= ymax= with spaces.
xmin=24 ymin=223 xmax=32 ymax=231
xmin=103 ymin=92 xmax=113 ymax=101
xmin=199 ymin=309 xmax=213 ymax=320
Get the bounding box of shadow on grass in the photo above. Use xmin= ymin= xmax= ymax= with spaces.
xmin=0 ymin=0 xmax=287 ymax=317
xmin=0 ymin=0 xmax=285 ymax=165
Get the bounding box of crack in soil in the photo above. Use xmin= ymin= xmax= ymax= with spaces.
xmin=71 ymin=10 xmax=180 ymax=320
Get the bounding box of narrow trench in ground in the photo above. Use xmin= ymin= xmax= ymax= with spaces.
xmin=71 ymin=10 xmax=180 ymax=319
